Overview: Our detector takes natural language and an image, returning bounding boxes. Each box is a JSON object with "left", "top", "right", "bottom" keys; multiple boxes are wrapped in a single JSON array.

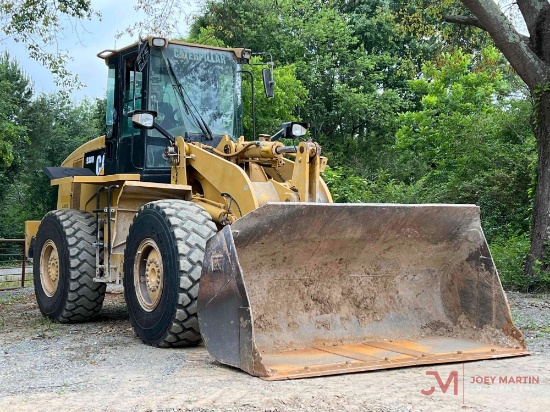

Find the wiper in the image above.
[{"left": 162, "top": 54, "right": 214, "bottom": 141}]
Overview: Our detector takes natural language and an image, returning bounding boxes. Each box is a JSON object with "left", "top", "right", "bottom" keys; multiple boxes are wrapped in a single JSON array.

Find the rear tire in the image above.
[
  {"left": 123, "top": 200, "right": 217, "bottom": 347},
  {"left": 33, "top": 209, "right": 106, "bottom": 322}
]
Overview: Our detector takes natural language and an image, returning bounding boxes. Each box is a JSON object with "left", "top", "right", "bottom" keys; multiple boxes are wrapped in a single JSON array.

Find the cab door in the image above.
[
  {"left": 104, "top": 47, "right": 145, "bottom": 175},
  {"left": 118, "top": 49, "right": 146, "bottom": 174}
]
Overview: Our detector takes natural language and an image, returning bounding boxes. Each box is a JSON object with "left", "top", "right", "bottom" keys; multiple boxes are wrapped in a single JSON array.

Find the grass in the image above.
[
  {"left": 57, "top": 382, "right": 68, "bottom": 395},
  {"left": 0, "top": 278, "right": 34, "bottom": 290},
  {"left": 0, "top": 262, "right": 25, "bottom": 268},
  {"left": 511, "top": 311, "right": 550, "bottom": 338},
  {"left": 520, "top": 318, "right": 539, "bottom": 331},
  {"left": 31, "top": 316, "right": 61, "bottom": 338},
  {"left": 31, "top": 316, "right": 56, "bottom": 329},
  {"left": 0, "top": 258, "right": 31, "bottom": 269},
  {"left": 0, "top": 294, "right": 28, "bottom": 305},
  {"left": 0, "top": 292, "right": 29, "bottom": 331}
]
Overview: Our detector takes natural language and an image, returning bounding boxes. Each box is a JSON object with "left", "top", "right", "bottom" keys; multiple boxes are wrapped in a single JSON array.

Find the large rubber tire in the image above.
[
  {"left": 123, "top": 200, "right": 217, "bottom": 347},
  {"left": 33, "top": 209, "right": 106, "bottom": 322}
]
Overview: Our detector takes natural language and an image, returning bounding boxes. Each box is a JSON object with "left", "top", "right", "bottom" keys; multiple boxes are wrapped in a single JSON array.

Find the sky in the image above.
[{"left": 1, "top": 0, "right": 198, "bottom": 101}]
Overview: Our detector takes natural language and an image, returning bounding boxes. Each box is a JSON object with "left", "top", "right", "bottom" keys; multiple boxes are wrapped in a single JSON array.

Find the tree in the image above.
[
  {"left": 121, "top": 0, "right": 202, "bottom": 39},
  {"left": 0, "top": 88, "right": 105, "bottom": 238},
  {"left": 395, "top": 47, "right": 534, "bottom": 239},
  {"left": 0, "top": 52, "right": 32, "bottom": 201},
  {"left": 0, "top": 0, "right": 98, "bottom": 88},
  {"left": 444, "top": 1, "right": 550, "bottom": 276},
  {"left": 240, "top": 61, "right": 308, "bottom": 138}
]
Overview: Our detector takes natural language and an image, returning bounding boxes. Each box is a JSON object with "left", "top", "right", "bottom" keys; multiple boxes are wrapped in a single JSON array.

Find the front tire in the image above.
[
  {"left": 33, "top": 209, "right": 106, "bottom": 322},
  {"left": 123, "top": 200, "right": 217, "bottom": 347}
]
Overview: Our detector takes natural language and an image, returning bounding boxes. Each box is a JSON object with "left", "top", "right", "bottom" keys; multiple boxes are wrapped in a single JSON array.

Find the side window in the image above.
[
  {"left": 121, "top": 57, "right": 143, "bottom": 138},
  {"left": 105, "top": 64, "right": 116, "bottom": 138}
]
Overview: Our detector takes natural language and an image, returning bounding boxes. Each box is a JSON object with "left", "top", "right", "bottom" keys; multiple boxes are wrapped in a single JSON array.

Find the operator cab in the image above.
[{"left": 98, "top": 37, "right": 248, "bottom": 183}]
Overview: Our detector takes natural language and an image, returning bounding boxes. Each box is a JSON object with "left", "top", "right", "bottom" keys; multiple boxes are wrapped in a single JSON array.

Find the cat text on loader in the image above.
[{"left": 25, "top": 37, "right": 527, "bottom": 381}]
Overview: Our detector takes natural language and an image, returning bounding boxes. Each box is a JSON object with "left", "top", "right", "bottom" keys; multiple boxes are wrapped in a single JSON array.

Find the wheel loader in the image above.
[{"left": 25, "top": 37, "right": 527, "bottom": 380}]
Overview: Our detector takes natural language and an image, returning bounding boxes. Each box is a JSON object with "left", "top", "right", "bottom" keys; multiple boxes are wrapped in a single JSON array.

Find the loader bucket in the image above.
[{"left": 197, "top": 203, "right": 527, "bottom": 380}]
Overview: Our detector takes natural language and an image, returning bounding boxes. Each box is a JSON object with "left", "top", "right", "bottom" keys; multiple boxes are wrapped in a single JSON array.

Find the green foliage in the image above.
[
  {"left": 394, "top": 48, "right": 535, "bottom": 240},
  {"left": 187, "top": 26, "right": 227, "bottom": 48},
  {"left": 0, "top": 55, "right": 105, "bottom": 239},
  {"left": 0, "top": 53, "right": 32, "bottom": 199},
  {"left": 391, "top": 0, "right": 492, "bottom": 60},
  {"left": 241, "top": 61, "right": 308, "bottom": 138},
  {"left": 0, "top": 0, "right": 97, "bottom": 88},
  {"left": 322, "top": 166, "right": 423, "bottom": 204},
  {"left": 187, "top": 1, "right": 539, "bottom": 289},
  {"left": 489, "top": 234, "right": 549, "bottom": 291},
  {"left": 0, "top": 1, "right": 540, "bottom": 289},
  {"left": 12, "top": 95, "right": 104, "bottom": 225}
]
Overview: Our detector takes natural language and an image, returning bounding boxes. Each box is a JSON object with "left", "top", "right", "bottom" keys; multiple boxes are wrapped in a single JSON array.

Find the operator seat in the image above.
[{"left": 157, "top": 101, "right": 178, "bottom": 130}]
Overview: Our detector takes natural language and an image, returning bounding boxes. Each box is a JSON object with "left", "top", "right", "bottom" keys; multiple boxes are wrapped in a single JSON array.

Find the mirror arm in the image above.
[
  {"left": 131, "top": 110, "right": 175, "bottom": 144},
  {"left": 271, "top": 128, "right": 285, "bottom": 141},
  {"left": 246, "top": 52, "right": 275, "bottom": 99},
  {"left": 153, "top": 121, "right": 175, "bottom": 144}
]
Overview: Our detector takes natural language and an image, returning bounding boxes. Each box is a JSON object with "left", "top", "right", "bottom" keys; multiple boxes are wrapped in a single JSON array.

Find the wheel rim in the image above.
[
  {"left": 40, "top": 240, "right": 59, "bottom": 297},
  {"left": 134, "top": 238, "right": 164, "bottom": 312}
]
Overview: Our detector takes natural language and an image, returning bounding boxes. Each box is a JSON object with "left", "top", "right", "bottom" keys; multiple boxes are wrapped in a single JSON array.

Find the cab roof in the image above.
[{"left": 97, "top": 36, "right": 251, "bottom": 65}]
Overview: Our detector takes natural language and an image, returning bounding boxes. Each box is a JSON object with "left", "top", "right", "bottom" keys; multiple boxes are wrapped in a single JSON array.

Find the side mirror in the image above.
[
  {"left": 285, "top": 121, "right": 309, "bottom": 138},
  {"left": 262, "top": 68, "right": 275, "bottom": 99},
  {"left": 271, "top": 121, "right": 310, "bottom": 141},
  {"left": 131, "top": 110, "right": 157, "bottom": 129}
]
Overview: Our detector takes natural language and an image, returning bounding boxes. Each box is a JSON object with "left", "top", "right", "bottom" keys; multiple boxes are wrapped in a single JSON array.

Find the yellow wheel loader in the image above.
[{"left": 25, "top": 37, "right": 527, "bottom": 380}]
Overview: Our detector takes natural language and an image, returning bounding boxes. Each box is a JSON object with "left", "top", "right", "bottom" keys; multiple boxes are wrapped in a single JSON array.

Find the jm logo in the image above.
[{"left": 421, "top": 371, "right": 459, "bottom": 396}]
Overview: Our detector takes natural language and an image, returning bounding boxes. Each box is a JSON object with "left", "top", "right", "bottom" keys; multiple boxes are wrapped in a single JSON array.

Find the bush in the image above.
[
  {"left": 322, "top": 166, "right": 424, "bottom": 204},
  {"left": 323, "top": 167, "right": 546, "bottom": 291},
  {"left": 490, "top": 233, "right": 550, "bottom": 291}
]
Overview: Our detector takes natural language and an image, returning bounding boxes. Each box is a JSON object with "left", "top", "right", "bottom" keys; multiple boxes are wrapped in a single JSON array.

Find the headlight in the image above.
[{"left": 151, "top": 37, "right": 168, "bottom": 48}]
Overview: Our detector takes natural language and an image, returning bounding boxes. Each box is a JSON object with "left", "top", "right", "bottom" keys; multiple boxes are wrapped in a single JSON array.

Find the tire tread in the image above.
[
  {"left": 127, "top": 200, "right": 216, "bottom": 347},
  {"left": 39, "top": 209, "right": 106, "bottom": 322}
]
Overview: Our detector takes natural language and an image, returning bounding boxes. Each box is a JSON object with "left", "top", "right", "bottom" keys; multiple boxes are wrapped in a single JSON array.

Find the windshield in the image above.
[{"left": 148, "top": 44, "right": 242, "bottom": 140}]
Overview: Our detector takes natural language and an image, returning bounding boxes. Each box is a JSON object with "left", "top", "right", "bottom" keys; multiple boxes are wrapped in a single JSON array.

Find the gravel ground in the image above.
[
  {"left": 507, "top": 292, "right": 550, "bottom": 355},
  {"left": 0, "top": 287, "right": 548, "bottom": 412}
]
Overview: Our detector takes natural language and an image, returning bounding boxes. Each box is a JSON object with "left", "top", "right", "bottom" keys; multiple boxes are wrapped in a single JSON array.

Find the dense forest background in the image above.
[{"left": 0, "top": 0, "right": 545, "bottom": 290}]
